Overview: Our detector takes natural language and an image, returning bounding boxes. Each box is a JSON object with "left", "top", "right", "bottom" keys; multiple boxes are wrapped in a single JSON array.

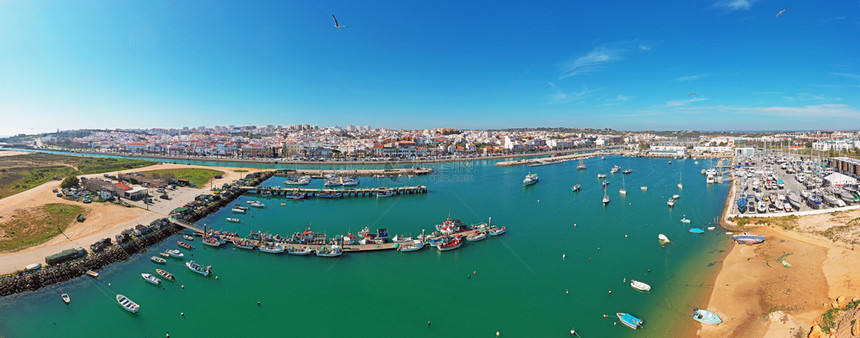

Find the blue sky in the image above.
[{"left": 1, "top": 0, "right": 859, "bottom": 136}]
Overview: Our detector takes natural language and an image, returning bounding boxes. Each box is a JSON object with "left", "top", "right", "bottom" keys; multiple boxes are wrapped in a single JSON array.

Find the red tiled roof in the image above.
[{"left": 114, "top": 183, "right": 132, "bottom": 191}]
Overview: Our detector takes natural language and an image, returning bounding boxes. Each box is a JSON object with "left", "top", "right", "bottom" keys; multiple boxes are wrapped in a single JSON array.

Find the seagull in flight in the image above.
[
  {"left": 775, "top": 9, "right": 786, "bottom": 18},
  {"left": 332, "top": 15, "right": 349, "bottom": 28},
  {"left": 689, "top": 92, "right": 697, "bottom": 96}
]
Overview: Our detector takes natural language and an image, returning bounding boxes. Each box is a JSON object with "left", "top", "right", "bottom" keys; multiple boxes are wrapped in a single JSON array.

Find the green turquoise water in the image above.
[{"left": 0, "top": 156, "right": 730, "bottom": 337}]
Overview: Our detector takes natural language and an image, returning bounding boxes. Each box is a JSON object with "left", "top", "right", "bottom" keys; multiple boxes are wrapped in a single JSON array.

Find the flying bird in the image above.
[
  {"left": 689, "top": 92, "right": 697, "bottom": 96},
  {"left": 332, "top": 15, "right": 349, "bottom": 28},
  {"left": 775, "top": 9, "right": 786, "bottom": 18}
]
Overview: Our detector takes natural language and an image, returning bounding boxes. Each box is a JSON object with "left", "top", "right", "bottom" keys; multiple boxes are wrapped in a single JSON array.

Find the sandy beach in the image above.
[
  {"left": 701, "top": 209, "right": 860, "bottom": 337},
  {"left": 0, "top": 163, "right": 264, "bottom": 275}
]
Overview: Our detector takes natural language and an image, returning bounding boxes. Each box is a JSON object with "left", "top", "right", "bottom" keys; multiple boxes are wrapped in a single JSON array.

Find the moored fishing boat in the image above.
[
  {"left": 630, "top": 280, "right": 651, "bottom": 292},
  {"left": 183, "top": 235, "right": 194, "bottom": 241},
  {"left": 116, "top": 294, "right": 139, "bottom": 314},
  {"left": 177, "top": 241, "right": 192, "bottom": 250},
  {"left": 376, "top": 189, "right": 394, "bottom": 198},
  {"left": 285, "top": 192, "right": 306, "bottom": 199},
  {"left": 226, "top": 218, "right": 241, "bottom": 223},
  {"left": 288, "top": 246, "right": 313, "bottom": 255},
  {"left": 156, "top": 269, "right": 174, "bottom": 280},
  {"left": 232, "top": 239, "right": 256, "bottom": 250},
  {"left": 159, "top": 252, "right": 170, "bottom": 258},
  {"left": 488, "top": 226, "right": 507, "bottom": 236},
  {"left": 61, "top": 293, "right": 70, "bottom": 304},
  {"left": 249, "top": 202, "right": 265, "bottom": 208},
  {"left": 202, "top": 237, "right": 222, "bottom": 247},
  {"left": 259, "top": 243, "right": 285, "bottom": 254},
  {"left": 437, "top": 237, "right": 463, "bottom": 251},
  {"left": 692, "top": 308, "right": 722, "bottom": 325},
  {"left": 466, "top": 231, "right": 487, "bottom": 242},
  {"left": 231, "top": 208, "right": 246, "bottom": 213},
  {"left": 398, "top": 240, "right": 425, "bottom": 252},
  {"left": 151, "top": 256, "right": 166, "bottom": 264},
  {"left": 317, "top": 191, "right": 343, "bottom": 199},
  {"left": 141, "top": 273, "right": 161, "bottom": 285},
  {"left": 86, "top": 270, "right": 99, "bottom": 278},
  {"left": 617, "top": 312, "right": 644, "bottom": 330},
  {"left": 185, "top": 260, "right": 212, "bottom": 276},
  {"left": 315, "top": 245, "right": 343, "bottom": 257}
]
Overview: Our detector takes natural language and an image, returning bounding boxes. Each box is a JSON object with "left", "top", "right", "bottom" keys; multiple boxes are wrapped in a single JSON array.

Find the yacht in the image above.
[
  {"left": 523, "top": 173, "right": 539, "bottom": 186},
  {"left": 602, "top": 186, "right": 610, "bottom": 205}
]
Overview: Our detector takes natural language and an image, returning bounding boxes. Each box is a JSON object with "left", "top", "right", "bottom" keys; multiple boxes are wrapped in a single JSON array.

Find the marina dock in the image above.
[
  {"left": 241, "top": 185, "right": 428, "bottom": 198},
  {"left": 274, "top": 168, "right": 434, "bottom": 178},
  {"left": 495, "top": 150, "right": 619, "bottom": 166}
]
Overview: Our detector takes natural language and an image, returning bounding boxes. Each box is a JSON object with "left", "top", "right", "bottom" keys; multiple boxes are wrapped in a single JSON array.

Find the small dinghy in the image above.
[
  {"left": 61, "top": 293, "right": 70, "bottom": 304},
  {"left": 156, "top": 269, "right": 174, "bottom": 280},
  {"left": 116, "top": 294, "right": 139, "bottom": 314},
  {"left": 680, "top": 217, "right": 691, "bottom": 224},
  {"left": 630, "top": 280, "right": 652, "bottom": 292},
  {"left": 150, "top": 256, "right": 166, "bottom": 264},
  {"left": 692, "top": 308, "right": 722, "bottom": 325},
  {"left": 617, "top": 312, "right": 644, "bottom": 330},
  {"left": 689, "top": 228, "right": 705, "bottom": 234},
  {"left": 141, "top": 273, "right": 161, "bottom": 285}
]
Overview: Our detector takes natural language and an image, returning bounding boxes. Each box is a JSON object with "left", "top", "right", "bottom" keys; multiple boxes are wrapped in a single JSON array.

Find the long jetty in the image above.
[
  {"left": 275, "top": 168, "right": 434, "bottom": 178},
  {"left": 495, "top": 150, "right": 619, "bottom": 166},
  {"left": 242, "top": 185, "right": 428, "bottom": 198}
]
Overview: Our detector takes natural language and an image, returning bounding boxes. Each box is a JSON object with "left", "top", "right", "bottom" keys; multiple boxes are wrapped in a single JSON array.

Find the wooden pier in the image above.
[
  {"left": 274, "top": 168, "right": 434, "bottom": 178},
  {"left": 241, "top": 185, "right": 428, "bottom": 198}
]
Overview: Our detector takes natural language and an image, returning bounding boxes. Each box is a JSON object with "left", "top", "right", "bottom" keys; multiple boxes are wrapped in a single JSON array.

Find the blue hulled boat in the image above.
[
  {"left": 689, "top": 228, "right": 705, "bottom": 234},
  {"left": 616, "top": 312, "right": 644, "bottom": 330},
  {"left": 737, "top": 197, "right": 748, "bottom": 213},
  {"left": 692, "top": 308, "right": 722, "bottom": 325},
  {"left": 732, "top": 234, "right": 765, "bottom": 244}
]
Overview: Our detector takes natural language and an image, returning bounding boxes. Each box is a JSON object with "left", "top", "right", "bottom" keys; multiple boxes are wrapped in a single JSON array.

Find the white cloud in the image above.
[
  {"left": 559, "top": 47, "right": 623, "bottom": 79},
  {"left": 674, "top": 73, "right": 710, "bottom": 82},
  {"left": 781, "top": 93, "right": 841, "bottom": 102},
  {"left": 830, "top": 72, "right": 860, "bottom": 80},
  {"left": 637, "top": 45, "right": 652, "bottom": 51},
  {"left": 616, "top": 95, "right": 630, "bottom": 102},
  {"left": 714, "top": 0, "right": 756, "bottom": 10},
  {"left": 666, "top": 97, "right": 708, "bottom": 107},
  {"left": 548, "top": 82, "right": 600, "bottom": 104},
  {"left": 678, "top": 103, "right": 860, "bottom": 119}
]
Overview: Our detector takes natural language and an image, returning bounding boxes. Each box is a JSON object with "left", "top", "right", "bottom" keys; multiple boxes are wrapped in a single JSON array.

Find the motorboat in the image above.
[
  {"left": 570, "top": 184, "right": 581, "bottom": 192},
  {"left": 315, "top": 245, "right": 343, "bottom": 257},
  {"left": 62, "top": 293, "right": 70, "bottom": 304},
  {"left": 185, "top": 260, "right": 212, "bottom": 276},
  {"left": 630, "top": 280, "right": 651, "bottom": 292},
  {"left": 141, "top": 273, "right": 161, "bottom": 285},
  {"left": 640, "top": 186, "right": 647, "bottom": 191},
  {"left": 617, "top": 312, "right": 644, "bottom": 330},
  {"left": 523, "top": 173, "right": 539, "bottom": 186},
  {"left": 86, "top": 270, "right": 99, "bottom": 278},
  {"left": 231, "top": 208, "right": 246, "bottom": 213},
  {"left": 689, "top": 228, "right": 705, "bottom": 234},
  {"left": 177, "top": 241, "right": 193, "bottom": 250},
  {"left": 286, "top": 192, "right": 307, "bottom": 199},
  {"left": 232, "top": 239, "right": 255, "bottom": 250},
  {"left": 737, "top": 197, "right": 748, "bottom": 213},
  {"left": 249, "top": 202, "right": 265, "bottom": 208},
  {"left": 667, "top": 199, "right": 675, "bottom": 207},
  {"left": 658, "top": 234, "right": 670, "bottom": 244},
  {"left": 692, "top": 308, "right": 722, "bottom": 325},
  {"left": 165, "top": 249, "right": 184, "bottom": 258},
  {"left": 156, "top": 269, "right": 174, "bottom": 280},
  {"left": 376, "top": 189, "right": 394, "bottom": 198},
  {"left": 183, "top": 235, "right": 194, "bottom": 241},
  {"left": 488, "top": 226, "right": 507, "bottom": 236},
  {"left": 288, "top": 247, "right": 313, "bottom": 255},
  {"left": 436, "top": 237, "right": 463, "bottom": 252},
  {"left": 807, "top": 195, "right": 822, "bottom": 209},
  {"left": 597, "top": 173, "right": 606, "bottom": 179},
  {"left": 623, "top": 169, "right": 632, "bottom": 174},
  {"left": 756, "top": 201, "right": 767, "bottom": 213},
  {"left": 202, "top": 237, "right": 222, "bottom": 247},
  {"left": 398, "top": 240, "right": 425, "bottom": 252},
  {"left": 227, "top": 218, "right": 241, "bottom": 223},
  {"left": 150, "top": 256, "right": 166, "bottom": 264},
  {"left": 466, "top": 232, "right": 487, "bottom": 242},
  {"left": 672, "top": 194, "right": 680, "bottom": 200},
  {"left": 680, "top": 217, "right": 691, "bottom": 223},
  {"left": 116, "top": 294, "right": 139, "bottom": 314},
  {"left": 259, "top": 243, "right": 285, "bottom": 254},
  {"left": 284, "top": 176, "right": 311, "bottom": 185}
]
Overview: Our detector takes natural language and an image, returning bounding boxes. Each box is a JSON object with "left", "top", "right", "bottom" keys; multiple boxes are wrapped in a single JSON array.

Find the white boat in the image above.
[
  {"left": 183, "top": 235, "right": 194, "bottom": 241},
  {"left": 707, "top": 226, "right": 716, "bottom": 230},
  {"left": 678, "top": 172, "right": 683, "bottom": 189},
  {"left": 523, "top": 173, "right": 539, "bottom": 186},
  {"left": 186, "top": 260, "right": 212, "bottom": 276},
  {"left": 619, "top": 175, "right": 627, "bottom": 195},
  {"left": 116, "top": 294, "right": 139, "bottom": 313},
  {"left": 226, "top": 218, "right": 241, "bottom": 223},
  {"left": 231, "top": 208, "right": 246, "bottom": 213},
  {"left": 466, "top": 232, "right": 487, "bottom": 242},
  {"left": 640, "top": 186, "right": 647, "bottom": 191},
  {"left": 680, "top": 217, "right": 691, "bottom": 223},
  {"left": 602, "top": 186, "right": 610, "bottom": 205},
  {"left": 316, "top": 245, "right": 343, "bottom": 257},
  {"left": 249, "top": 202, "right": 265, "bottom": 208},
  {"left": 151, "top": 256, "right": 166, "bottom": 264},
  {"left": 86, "top": 270, "right": 99, "bottom": 278},
  {"left": 165, "top": 249, "right": 184, "bottom": 258},
  {"left": 488, "top": 226, "right": 506, "bottom": 236},
  {"left": 259, "top": 243, "right": 285, "bottom": 254},
  {"left": 658, "top": 234, "right": 670, "bottom": 244},
  {"left": 673, "top": 194, "right": 680, "bottom": 200},
  {"left": 630, "top": 280, "right": 652, "bottom": 292},
  {"left": 141, "top": 273, "right": 161, "bottom": 285},
  {"left": 62, "top": 293, "right": 70, "bottom": 304},
  {"left": 156, "top": 269, "right": 174, "bottom": 280},
  {"left": 398, "top": 240, "right": 425, "bottom": 252},
  {"left": 597, "top": 173, "right": 606, "bottom": 179},
  {"left": 667, "top": 199, "right": 675, "bottom": 207},
  {"left": 288, "top": 247, "right": 313, "bottom": 255}
]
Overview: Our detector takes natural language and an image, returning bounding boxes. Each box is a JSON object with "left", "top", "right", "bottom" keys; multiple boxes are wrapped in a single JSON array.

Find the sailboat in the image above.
[
  {"left": 619, "top": 174, "right": 627, "bottom": 195},
  {"left": 678, "top": 172, "right": 683, "bottom": 189},
  {"left": 577, "top": 159, "right": 586, "bottom": 170},
  {"left": 602, "top": 186, "right": 610, "bottom": 205}
]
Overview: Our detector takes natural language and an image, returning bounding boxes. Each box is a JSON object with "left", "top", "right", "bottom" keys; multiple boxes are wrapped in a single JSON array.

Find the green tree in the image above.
[{"left": 60, "top": 175, "right": 80, "bottom": 189}]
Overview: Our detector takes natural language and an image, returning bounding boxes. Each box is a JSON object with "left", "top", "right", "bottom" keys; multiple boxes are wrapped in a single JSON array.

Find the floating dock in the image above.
[
  {"left": 274, "top": 168, "right": 434, "bottom": 178},
  {"left": 241, "top": 186, "right": 428, "bottom": 198}
]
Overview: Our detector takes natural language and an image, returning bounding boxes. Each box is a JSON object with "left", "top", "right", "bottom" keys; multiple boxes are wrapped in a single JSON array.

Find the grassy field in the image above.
[
  {"left": 139, "top": 168, "right": 224, "bottom": 187},
  {"left": 0, "top": 203, "right": 85, "bottom": 252},
  {"left": 0, "top": 153, "right": 156, "bottom": 199}
]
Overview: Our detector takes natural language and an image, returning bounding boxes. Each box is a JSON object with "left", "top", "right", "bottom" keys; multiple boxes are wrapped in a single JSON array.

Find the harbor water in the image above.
[{"left": 0, "top": 156, "right": 730, "bottom": 337}]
